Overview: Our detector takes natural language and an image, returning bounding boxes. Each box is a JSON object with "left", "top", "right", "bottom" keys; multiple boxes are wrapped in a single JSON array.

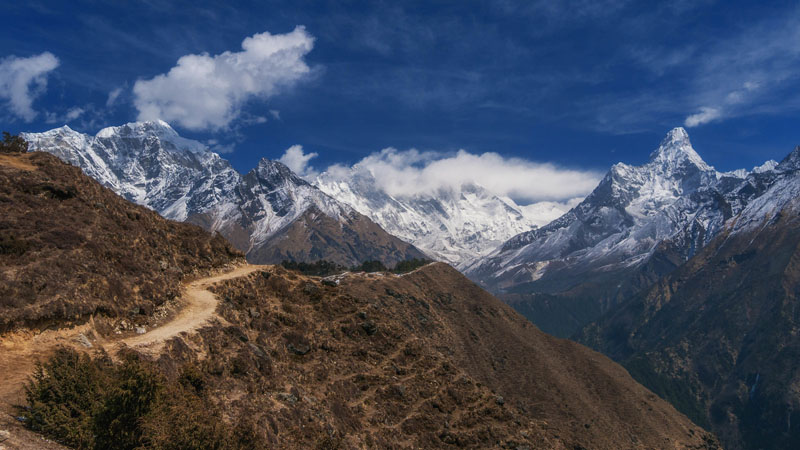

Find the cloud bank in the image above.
[
  {"left": 312, "top": 146, "right": 601, "bottom": 205},
  {"left": 0, "top": 52, "right": 59, "bottom": 121},
  {"left": 133, "top": 26, "right": 314, "bottom": 130}
]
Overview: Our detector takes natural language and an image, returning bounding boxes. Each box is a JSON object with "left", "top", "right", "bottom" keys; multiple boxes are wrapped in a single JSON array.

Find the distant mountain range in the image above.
[
  {"left": 466, "top": 127, "right": 784, "bottom": 337},
  {"left": 22, "top": 121, "right": 425, "bottom": 267},
  {"left": 315, "top": 166, "right": 541, "bottom": 267},
  {"left": 22, "top": 121, "right": 553, "bottom": 268}
]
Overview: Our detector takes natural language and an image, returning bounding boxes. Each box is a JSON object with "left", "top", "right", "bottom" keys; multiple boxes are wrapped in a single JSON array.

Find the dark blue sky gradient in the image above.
[{"left": 2, "top": 0, "right": 799, "bottom": 174}]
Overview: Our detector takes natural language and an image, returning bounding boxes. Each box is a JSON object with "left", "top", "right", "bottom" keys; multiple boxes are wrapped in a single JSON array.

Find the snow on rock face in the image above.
[
  {"left": 466, "top": 127, "right": 789, "bottom": 292},
  {"left": 314, "top": 166, "right": 539, "bottom": 267},
  {"left": 729, "top": 146, "right": 800, "bottom": 234},
  {"left": 22, "top": 121, "right": 354, "bottom": 255},
  {"left": 23, "top": 121, "right": 239, "bottom": 222}
]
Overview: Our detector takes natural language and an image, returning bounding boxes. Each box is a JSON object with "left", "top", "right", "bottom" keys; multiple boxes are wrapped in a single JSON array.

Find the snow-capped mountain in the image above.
[
  {"left": 24, "top": 121, "right": 241, "bottom": 222},
  {"left": 466, "top": 127, "right": 786, "bottom": 337},
  {"left": 22, "top": 121, "right": 425, "bottom": 266},
  {"left": 315, "top": 165, "right": 542, "bottom": 267},
  {"left": 577, "top": 146, "right": 800, "bottom": 450}
]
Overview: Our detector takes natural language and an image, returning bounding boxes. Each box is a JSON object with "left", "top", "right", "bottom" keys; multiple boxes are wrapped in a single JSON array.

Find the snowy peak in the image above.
[
  {"left": 314, "top": 166, "right": 540, "bottom": 266},
  {"left": 96, "top": 120, "right": 209, "bottom": 153},
  {"left": 252, "top": 158, "right": 309, "bottom": 187},
  {"left": 96, "top": 120, "right": 174, "bottom": 139},
  {"left": 776, "top": 145, "right": 800, "bottom": 172},
  {"left": 467, "top": 126, "right": 753, "bottom": 301},
  {"left": 23, "top": 122, "right": 423, "bottom": 266},
  {"left": 648, "top": 127, "right": 711, "bottom": 172}
]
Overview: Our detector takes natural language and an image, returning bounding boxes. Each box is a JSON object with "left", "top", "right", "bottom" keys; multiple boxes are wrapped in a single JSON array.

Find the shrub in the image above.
[
  {"left": 393, "top": 258, "right": 431, "bottom": 274},
  {"left": 281, "top": 259, "right": 347, "bottom": 276},
  {"left": 0, "top": 132, "right": 28, "bottom": 153},
  {"left": 92, "top": 354, "right": 161, "bottom": 450},
  {"left": 21, "top": 348, "right": 263, "bottom": 449},
  {"left": 0, "top": 233, "right": 30, "bottom": 256},
  {"left": 353, "top": 260, "right": 387, "bottom": 273},
  {"left": 22, "top": 348, "right": 109, "bottom": 448}
]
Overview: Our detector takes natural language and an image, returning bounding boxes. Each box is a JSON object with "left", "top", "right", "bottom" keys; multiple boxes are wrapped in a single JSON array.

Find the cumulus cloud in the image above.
[
  {"left": 278, "top": 144, "right": 319, "bottom": 179},
  {"left": 133, "top": 26, "right": 314, "bottom": 130},
  {"left": 684, "top": 106, "right": 721, "bottom": 127},
  {"left": 0, "top": 52, "right": 59, "bottom": 121},
  {"left": 323, "top": 147, "right": 601, "bottom": 204}
]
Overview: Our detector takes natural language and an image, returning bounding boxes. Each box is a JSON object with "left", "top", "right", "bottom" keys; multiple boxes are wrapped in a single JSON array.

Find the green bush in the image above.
[
  {"left": 92, "top": 354, "right": 161, "bottom": 450},
  {"left": 281, "top": 259, "right": 347, "bottom": 276},
  {"left": 21, "top": 348, "right": 263, "bottom": 449},
  {"left": 23, "top": 348, "right": 109, "bottom": 448},
  {"left": 353, "top": 260, "right": 387, "bottom": 273},
  {"left": 0, "top": 132, "right": 28, "bottom": 153},
  {"left": 393, "top": 258, "right": 431, "bottom": 274}
]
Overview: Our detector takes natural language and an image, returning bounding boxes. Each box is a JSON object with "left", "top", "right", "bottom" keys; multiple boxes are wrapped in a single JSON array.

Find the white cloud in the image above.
[
  {"left": 64, "top": 107, "right": 84, "bottom": 121},
  {"left": 106, "top": 87, "right": 123, "bottom": 107},
  {"left": 684, "top": 106, "right": 721, "bottom": 127},
  {"left": 0, "top": 52, "right": 59, "bottom": 121},
  {"left": 322, "top": 147, "right": 601, "bottom": 204},
  {"left": 205, "top": 139, "right": 236, "bottom": 154},
  {"left": 684, "top": 81, "right": 762, "bottom": 127},
  {"left": 133, "top": 26, "right": 314, "bottom": 130},
  {"left": 278, "top": 144, "right": 319, "bottom": 179},
  {"left": 519, "top": 197, "right": 583, "bottom": 227}
]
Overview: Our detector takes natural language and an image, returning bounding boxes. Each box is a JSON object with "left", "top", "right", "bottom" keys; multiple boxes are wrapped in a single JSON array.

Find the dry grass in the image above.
[{"left": 0, "top": 151, "right": 243, "bottom": 332}]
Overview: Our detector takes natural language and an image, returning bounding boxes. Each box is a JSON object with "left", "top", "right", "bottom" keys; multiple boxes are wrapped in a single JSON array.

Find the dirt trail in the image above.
[
  {"left": 0, "top": 263, "right": 266, "bottom": 446},
  {"left": 118, "top": 264, "right": 266, "bottom": 354}
]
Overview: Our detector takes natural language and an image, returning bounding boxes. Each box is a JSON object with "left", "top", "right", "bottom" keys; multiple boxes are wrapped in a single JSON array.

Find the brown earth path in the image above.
[
  {"left": 0, "top": 264, "right": 266, "bottom": 449},
  {"left": 118, "top": 264, "right": 266, "bottom": 354}
]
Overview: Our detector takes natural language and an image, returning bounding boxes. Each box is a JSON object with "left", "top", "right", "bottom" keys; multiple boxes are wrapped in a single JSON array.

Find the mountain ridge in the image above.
[
  {"left": 466, "top": 127, "right": 792, "bottom": 337},
  {"left": 22, "top": 121, "right": 425, "bottom": 267},
  {"left": 577, "top": 154, "right": 800, "bottom": 449},
  {"left": 314, "top": 165, "right": 543, "bottom": 266}
]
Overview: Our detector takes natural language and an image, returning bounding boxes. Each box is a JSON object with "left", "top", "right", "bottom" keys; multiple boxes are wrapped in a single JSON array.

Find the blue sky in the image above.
[{"left": 2, "top": 0, "right": 800, "bottom": 192}]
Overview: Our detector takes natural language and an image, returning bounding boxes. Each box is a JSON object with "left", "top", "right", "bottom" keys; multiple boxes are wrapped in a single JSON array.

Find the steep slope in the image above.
[
  {"left": 22, "top": 122, "right": 424, "bottom": 266},
  {"left": 467, "top": 128, "right": 767, "bottom": 337},
  {"left": 579, "top": 146, "right": 800, "bottom": 450},
  {"left": 316, "top": 166, "right": 540, "bottom": 266},
  {"left": 0, "top": 150, "right": 242, "bottom": 331},
  {"left": 181, "top": 262, "right": 718, "bottom": 448}
]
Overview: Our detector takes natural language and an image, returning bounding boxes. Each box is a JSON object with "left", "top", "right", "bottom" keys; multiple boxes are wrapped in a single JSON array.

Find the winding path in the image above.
[
  {"left": 119, "top": 264, "right": 266, "bottom": 352},
  {"left": 0, "top": 264, "right": 266, "bottom": 412}
]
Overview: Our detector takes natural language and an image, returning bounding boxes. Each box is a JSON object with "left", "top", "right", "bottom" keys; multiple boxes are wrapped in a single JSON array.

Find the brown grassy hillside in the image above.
[
  {"left": 145, "top": 263, "right": 718, "bottom": 449},
  {"left": 0, "top": 151, "right": 242, "bottom": 331}
]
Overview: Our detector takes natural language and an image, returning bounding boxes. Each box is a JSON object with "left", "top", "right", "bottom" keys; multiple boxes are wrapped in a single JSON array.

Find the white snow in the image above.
[
  {"left": 315, "top": 167, "right": 541, "bottom": 267},
  {"left": 22, "top": 121, "right": 357, "bottom": 253},
  {"left": 467, "top": 127, "right": 797, "bottom": 289}
]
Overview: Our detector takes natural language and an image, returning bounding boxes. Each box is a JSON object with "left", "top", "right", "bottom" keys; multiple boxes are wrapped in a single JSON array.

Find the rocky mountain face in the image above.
[
  {"left": 315, "top": 165, "right": 540, "bottom": 267},
  {"left": 578, "top": 146, "right": 800, "bottom": 450},
  {"left": 0, "top": 150, "right": 242, "bottom": 331},
  {"left": 466, "top": 127, "right": 779, "bottom": 337},
  {"left": 22, "top": 121, "right": 424, "bottom": 267}
]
